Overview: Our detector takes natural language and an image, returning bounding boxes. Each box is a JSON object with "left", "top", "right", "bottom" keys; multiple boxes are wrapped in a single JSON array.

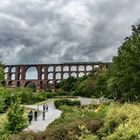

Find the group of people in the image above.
[
  {"left": 42, "top": 104, "right": 48, "bottom": 120},
  {"left": 28, "top": 104, "right": 49, "bottom": 124}
]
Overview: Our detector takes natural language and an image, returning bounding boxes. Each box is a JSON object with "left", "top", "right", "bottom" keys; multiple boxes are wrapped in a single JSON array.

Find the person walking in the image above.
[
  {"left": 43, "top": 104, "right": 46, "bottom": 112},
  {"left": 34, "top": 110, "right": 38, "bottom": 121},
  {"left": 42, "top": 111, "right": 45, "bottom": 120},
  {"left": 46, "top": 104, "right": 48, "bottom": 111},
  {"left": 28, "top": 110, "right": 33, "bottom": 124}
]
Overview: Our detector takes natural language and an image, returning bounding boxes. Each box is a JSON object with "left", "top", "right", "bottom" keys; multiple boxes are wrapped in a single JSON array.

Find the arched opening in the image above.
[
  {"left": 19, "top": 74, "right": 22, "bottom": 80},
  {"left": 48, "top": 73, "right": 53, "bottom": 80},
  {"left": 4, "top": 67, "right": 8, "bottom": 73},
  {"left": 78, "top": 65, "right": 85, "bottom": 71},
  {"left": 17, "top": 81, "right": 20, "bottom": 87},
  {"left": 55, "top": 80, "right": 60, "bottom": 84},
  {"left": 4, "top": 73, "right": 8, "bottom": 80},
  {"left": 47, "top": 80, "right": 54, "bottom": 90},
  {"left": 42, "top": 67, "right": 45, "bottom": 72},
  {"left": 1, "top": 81, "right": 6, "bottom": 87},
  {"left": 11, "top": 67, "right": 16, "bottom": 72},
  {"left": 48, "top": 66, "right": 53, "bottom": 72},
  {"left": 40, "top": 81, "right": 44, "bottom": 89},
  {"left": 55, "top": 73, "right": 61, "bottom": 80},
  {"left": 8, "top": 81, "right": 13, "bottom": 86},
  {"left": 26, "top": 67, "right": 38, "bottom": 80},
  {"left": 86, "top": 65, "right": 93, "bottom": 71},
  {"left": 71, "top": 72, "right": 77, "bottom": 78},
  {"left": 55, "top": 80, "right": 61, "bottom": 89},
  {"left": 19, "top": 68, "right": 22, "bottom": 72},
  {"left": 55, "top": 66, "right": 61, "bottom": 72},
  {"left": 42, "top": 73, "right": 45, "bottom": 80},
  {"left": 25, "top": 81, "right": 36, "bottom": 92},
  {"left": 86, "top": 72, "right": 90, "bottom": 76},
  {"left": 63, "top": 73, "right": 69, "bottom": 79},
  {"left": 63, "top": 66, "right": 69, "bottom": 71},
  {"left": 11, "top": 74, "right": 15, "bottom": 80},
  {"left": 94, "top": 65, "right": 99, "bottom": 69},
  {"left": 71, "top": 66, "right": 77, "bottom": 71},
  {"left": 78, "top": 72, "right": 85, "bottom": 77}
]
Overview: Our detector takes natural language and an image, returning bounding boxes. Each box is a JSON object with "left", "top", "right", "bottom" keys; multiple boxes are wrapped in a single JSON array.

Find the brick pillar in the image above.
[
  {"left": 7, "top": 66, "right": 11, "bottom": 80},
  {"left": 37, "top": 66, "right": 42, "bottom": 80},
  {"left": 15, "top": 66, "right": 20, "bottom": 80},
  {"left": 61, "top": 65, "right": 64, "bottom": 80},
  {"left": 21, "top": 65, "right": 26, "bottom": 80}
]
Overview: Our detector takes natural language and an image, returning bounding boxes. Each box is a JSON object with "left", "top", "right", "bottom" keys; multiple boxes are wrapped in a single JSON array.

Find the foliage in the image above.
[
  {"left": 0, "top": 61, "right": 4, "bottom": 82},
  {"left": 8, "top": 103, "right": 106, "bottom": 140},
  {"left": 0, "top": 87, "right": 15, "bottom": 113},
  {"left": 98, "top": 103, "right": 140, "bottom": 140},
  {"left": 54, "top": 99, "right": 81, "bottom": 108},
  {"left": 96, "top": 24, "right": 140, "bottom": 102},
  {"left": 14, "top": 88, "right": 34, "bottom": 104},
  {"left": 56, "top": 76, "right": 77, "bottom": 92},
  {"left": 1, "top": 99, "right": 27, "bottom": 136}
]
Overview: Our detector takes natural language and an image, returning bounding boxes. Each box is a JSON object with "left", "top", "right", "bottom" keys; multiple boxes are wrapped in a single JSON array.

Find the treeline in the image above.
[
  {"left": 0, "top": 87, "right": 47, "bottom": 114},
  {"left": 57, "top": 24, "right": 140, "bottom": 102}
]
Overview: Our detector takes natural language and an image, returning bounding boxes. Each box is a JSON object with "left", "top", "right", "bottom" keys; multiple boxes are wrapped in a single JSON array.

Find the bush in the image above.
[
  {"left": 99, "top": 103, "right": 140, "bottom": 139},
  {"left": 46, "top": 92, "right": 53, "bottom": 98},
  {"left": 54, "top": 99, "right": 81, "bottom": 108},
  {"left": 86, "top": 119, "right": 103, "bottom": 134},
  {"left": 0, "top": 87, "right": 15, "bottom": 113},
  {"left": 15, "top": 88, "right": 34, "bottom": 104},
  {"left": 1, "top": 99, "right": 27, "bottom": 136}
]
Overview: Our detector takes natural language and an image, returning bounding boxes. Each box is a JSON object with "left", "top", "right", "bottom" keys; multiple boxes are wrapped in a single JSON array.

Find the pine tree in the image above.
[{"left": 3, "top": 99, "right": 27, "bottom": 134}]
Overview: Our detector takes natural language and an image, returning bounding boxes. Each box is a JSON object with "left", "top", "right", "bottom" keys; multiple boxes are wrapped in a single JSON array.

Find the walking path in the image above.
[
  {"left": 24, "top": 104, "right": 62, "bottom": 132},
  {"left": 24, "top": 97, "right": 92, "bottom": 132}
]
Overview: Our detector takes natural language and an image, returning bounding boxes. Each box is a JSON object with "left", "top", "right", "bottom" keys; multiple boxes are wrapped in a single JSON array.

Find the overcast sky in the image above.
[{"left": 0, "top": 0, "right": 140, "bottom": 65}]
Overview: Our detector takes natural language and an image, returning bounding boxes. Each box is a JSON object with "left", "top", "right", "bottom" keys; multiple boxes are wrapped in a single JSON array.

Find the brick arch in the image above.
[
  {"left": 86, "top": 65, "right": 93, "bottom": 71},
  {"left": 63, "top": 66, "right": 69, "bottom": 71},
  {"left": 25, "top": 66, "right": 38, "bottom": 80},
  {"left": 55, "top": 66, "right": 61, "bottom": 72},
  {"left": 71, "top": 66, "right": 77, "bottom": 71},
  {"left": 24, "top": 81, "right": 37, "bottom": 88},
  {"left": 48, "top": 66, "right": 54, "bottom": 72},
  {"left": 48, "top": 72, "right": 53, "bottom": 80},
  {"left": 78, "top": 72, "right": 85, "bottom": 77},
  {"left": 71, "top": 72, "right": 77, "bottom": 78},
  {"left": 63, "top": 72, "right": 69, "bottom": 79},
  {"left": 78, "top": 65, "right": 85, "bottom": 71},
  {"left": 55, "top": 72, "right": 61, "bottom": 80}
]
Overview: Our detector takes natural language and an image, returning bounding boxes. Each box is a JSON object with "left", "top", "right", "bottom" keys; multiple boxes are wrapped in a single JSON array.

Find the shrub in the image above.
[
  {"left": 99, "top": 103, "right": 140, "bottom": 139},
  {"left": 0, "top": 87, "right": 15, "bottom": 113},
  {"left": 46, "top": 92, "right": 53, "bottom": 98},
  {"left": 15, "top": 88, "right": 33, "bottom": 104},
  {"left": 86, "top": 119, "right": 103, "bottom": 134},
  {"left": 1, "top": 99, "right": 27, "bottom": 135},
  {"left": 54, "top": 99, "right": 81, "bottom": 108}
]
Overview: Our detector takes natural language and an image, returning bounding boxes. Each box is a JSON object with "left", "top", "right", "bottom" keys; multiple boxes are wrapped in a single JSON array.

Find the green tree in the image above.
[
  {"left": 96, "top": 24, "right": 140, "bottom": 102},
  {"left": 2, "top": 99, "right": 27, "bottom": 134},
  {"left": 0, "top": 61, "right": 4, "bottom": 82}
]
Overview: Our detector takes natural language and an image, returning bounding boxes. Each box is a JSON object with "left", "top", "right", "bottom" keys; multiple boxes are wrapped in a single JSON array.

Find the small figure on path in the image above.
[
  {"left": 28, "top": 110, "right": 33, "bottom": 124},
  {"left": 46, "top": 104, "right": 48, "bottom": 111},
  {"left": 43, "top": 104, "right": 46, "bottom": 112},
  {"left": 34, "top": 110, "right": 38, "bottom": 121},
  {"left": 42, "top": 111, "right": 45, "bottom": 120}
]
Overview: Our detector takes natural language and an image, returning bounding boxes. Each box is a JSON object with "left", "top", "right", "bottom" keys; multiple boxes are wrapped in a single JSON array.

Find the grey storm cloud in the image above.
[{"left": 0, "top": 0, "right": 140, "bottom": 64}]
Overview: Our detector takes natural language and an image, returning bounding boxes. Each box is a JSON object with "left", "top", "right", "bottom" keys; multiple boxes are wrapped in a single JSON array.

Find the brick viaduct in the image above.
[{"left": 1, "top": 62, "right": 107, "bottom": 91}]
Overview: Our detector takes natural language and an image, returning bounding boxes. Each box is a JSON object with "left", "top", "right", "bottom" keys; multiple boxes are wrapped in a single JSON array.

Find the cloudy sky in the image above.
[{"left": 0, "top": 0, "right": 140, "bottom": 65}]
